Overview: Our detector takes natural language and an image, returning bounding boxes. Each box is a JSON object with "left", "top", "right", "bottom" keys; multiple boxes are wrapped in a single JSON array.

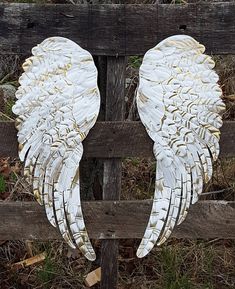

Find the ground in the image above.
[{"left": 0, "top": 2, "right": 235, "bottom": 287}]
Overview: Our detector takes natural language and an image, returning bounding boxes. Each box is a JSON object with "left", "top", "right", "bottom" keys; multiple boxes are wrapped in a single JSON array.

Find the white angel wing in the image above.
[
  {"left": 136, "top": 35, "right": 225, "bottom": 258},
  {"left": 12, "top": 37, "right": 100, "bottom": 261}
]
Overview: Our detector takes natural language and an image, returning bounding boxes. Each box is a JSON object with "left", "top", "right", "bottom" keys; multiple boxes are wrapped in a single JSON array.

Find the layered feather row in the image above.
[
  {"left": 13, "top": 37, "right": 100, "bottom": 261},
  {"left": 13, "top": 35, "right": 225, "bottom": 260},
  {"left": 136, "top": 35, "right": 225, "bottom": 258}
]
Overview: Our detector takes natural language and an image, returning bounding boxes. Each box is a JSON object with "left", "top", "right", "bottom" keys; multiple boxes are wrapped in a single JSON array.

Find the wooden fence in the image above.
[{"left": 0, "top": 2, "right": 235, "bottom": 289}]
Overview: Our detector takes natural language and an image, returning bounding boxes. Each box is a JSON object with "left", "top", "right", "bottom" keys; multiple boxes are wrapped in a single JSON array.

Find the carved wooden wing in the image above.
[
  {"left": 12, "top": 37, "right": 100, "bottom": 261},
  {"left": 136, "top": 35, "right": 225, "bottom": 258}
]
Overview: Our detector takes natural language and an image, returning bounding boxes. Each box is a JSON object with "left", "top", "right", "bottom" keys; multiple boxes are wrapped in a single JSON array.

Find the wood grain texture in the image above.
[
  {"left": 0, "top": 201, "right": 234, "bottom": 240},
  {"left": 1, "top": 121, "right": 235, "bottom": 158},
  {"left": 101, "top": 57, "right": 126, "bottom": 289},
  {"left": 0, "top": 3, "right": 234, "bottom": 55}
]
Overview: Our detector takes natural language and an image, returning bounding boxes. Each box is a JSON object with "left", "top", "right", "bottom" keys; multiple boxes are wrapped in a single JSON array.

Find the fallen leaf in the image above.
[{"left": 0, "top": 158, "right": 11, "bottom": 178}]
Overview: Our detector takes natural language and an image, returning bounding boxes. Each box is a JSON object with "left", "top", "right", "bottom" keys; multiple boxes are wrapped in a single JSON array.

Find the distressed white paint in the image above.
[
  {"left": 136, "top": 35, "right": 225, "bottom": 258},
  {"left": 12, "top": 37, "right": 100, "bottom": 261}
]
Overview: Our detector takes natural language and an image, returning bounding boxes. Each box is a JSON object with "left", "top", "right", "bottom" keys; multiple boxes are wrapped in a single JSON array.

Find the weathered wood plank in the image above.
[
  {"left": 101, "top": 57, "right": 126, "bottom": 289},
  {"left": 0, "top": 3, "right": 234, "bottom": 55},
  {"left": 1, "top": 121, "right": 235, "bottom": 158},
  {"left": 0, "top": 201, "right": 234, "bottom": 240}
]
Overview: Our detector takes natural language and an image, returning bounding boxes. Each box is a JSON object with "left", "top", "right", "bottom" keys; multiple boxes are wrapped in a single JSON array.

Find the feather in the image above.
[
  {"left": 12, "top": 37, "right": 100, "bottom": 261},
  {"left": 136, "top": 35, "right": 225, "bottom": 258}
]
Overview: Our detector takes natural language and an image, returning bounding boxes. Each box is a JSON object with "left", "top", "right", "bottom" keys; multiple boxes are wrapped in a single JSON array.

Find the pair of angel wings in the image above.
[{"left": 12, "top": 35, "right": 224, "bottom": 261}]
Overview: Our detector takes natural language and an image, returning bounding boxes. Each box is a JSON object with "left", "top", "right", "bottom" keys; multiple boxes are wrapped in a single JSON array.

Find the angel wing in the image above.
[
  {"left": 136, "top": 35, "right": 225, "bottom": 258},
  {"left": 12, "top": 37, "right": 100, "bottom": 261}
]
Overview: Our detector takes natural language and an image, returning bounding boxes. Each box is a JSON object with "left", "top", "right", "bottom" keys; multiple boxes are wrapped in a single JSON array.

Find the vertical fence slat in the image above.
[{"left": 100, "top": 56, "right": 126, "bottom": 289}]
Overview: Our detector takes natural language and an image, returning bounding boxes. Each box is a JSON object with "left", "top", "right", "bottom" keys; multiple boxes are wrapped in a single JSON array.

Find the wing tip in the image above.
[
  {"left": 136, "top": 248, "right": 148, "bottom": 259},
  {"left": 85, "top": 251, "right": 96, "bottom": 262},
  {"left": 136, "top": 241, "right": 155, "bottom": 258}
]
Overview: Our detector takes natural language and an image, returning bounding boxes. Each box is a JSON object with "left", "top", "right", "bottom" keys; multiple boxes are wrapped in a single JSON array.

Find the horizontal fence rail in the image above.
[
  {"left": 0, "top": 201, "right": 234, "bottom": 240},
  {"left": 1, "top": 121, "right": 235, "bottom": 158},
  {"left": 0, "top": 2, "right": 234, "bottom": 55}
]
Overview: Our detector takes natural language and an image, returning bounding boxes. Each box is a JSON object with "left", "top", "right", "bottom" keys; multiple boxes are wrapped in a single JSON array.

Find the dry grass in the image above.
[
  {"left": 0, "top": 37, "right": 235, "bottom": 288},
  {"left": 215, "top": 56, "right": 235, "bottom": 121},
  {"left": 0, "top": 240, "right": 93, "bottom": 289},
  {"left": 0, "top": 153, "right": 234, "bottom": 288},
  {"left": 121, "top": 158, "right": 155, "bottom": 200},
  {"left": 0, "top": 239, "right": 234, "bottom": 289}
]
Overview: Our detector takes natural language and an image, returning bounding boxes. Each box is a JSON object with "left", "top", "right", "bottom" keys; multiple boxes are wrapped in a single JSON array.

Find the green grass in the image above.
[
  {"left": 36, "top": 256, "right": 57, "bottom": 287},
  {"left": 0, "top": 174, "right": 6, "bottom": 193},
  {"left": 5, "top": 99, "right": 15, "bottom": 118},
  {"left": 201, "top": 245, "right": 215, "bottom": 289},
  {"left": 129, "top": 56, "right": 143, "bottom": 69},
  {"left": 10, "top": 172, "right": 18, "bottom": 182},
  {"left": 159, "top": 247, "right": 192, "bottom": 289}
]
